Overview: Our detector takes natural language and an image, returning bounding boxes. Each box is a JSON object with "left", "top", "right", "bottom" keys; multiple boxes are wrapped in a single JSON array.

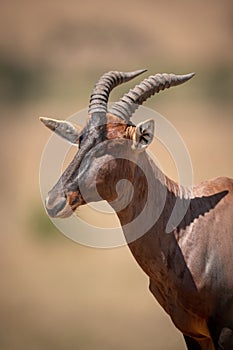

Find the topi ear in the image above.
[
  {"left": 39, "top": 117, "right": 80, "bottom": 144},
  {"left": 132, "top": 119, "right": 155, "bottom": 151}
]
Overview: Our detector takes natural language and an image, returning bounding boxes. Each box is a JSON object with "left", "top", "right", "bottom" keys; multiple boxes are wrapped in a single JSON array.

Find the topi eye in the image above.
[{"left": 79, "top": 134, "right": 84, "bottom": 145}]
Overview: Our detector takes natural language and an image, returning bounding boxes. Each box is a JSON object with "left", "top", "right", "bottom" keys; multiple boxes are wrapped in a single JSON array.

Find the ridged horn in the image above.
[
  {"left": 88, "top": 69, "right": 147, "bottom": 115},
  {"left": 109, "top": 72, "right": 195, "bottom": 121}
]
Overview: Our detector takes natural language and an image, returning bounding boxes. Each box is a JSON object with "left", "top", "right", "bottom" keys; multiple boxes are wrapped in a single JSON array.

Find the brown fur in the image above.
[{"left": 44, "top": 111, "right": 233, "bottom": 350}]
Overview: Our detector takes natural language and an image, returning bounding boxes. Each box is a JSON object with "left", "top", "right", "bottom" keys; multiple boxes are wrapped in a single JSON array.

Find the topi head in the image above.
[{"left": 40, "top": 69, "right": 195, "bottom": 218}]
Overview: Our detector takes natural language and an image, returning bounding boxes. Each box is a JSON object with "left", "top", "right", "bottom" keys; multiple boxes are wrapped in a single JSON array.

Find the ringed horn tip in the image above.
[
  {"left": 88, "top": 69, "right": 147, "bottom": 115},
  {"left": 109, "top": 72, "right": 196, "bottom": 121}
]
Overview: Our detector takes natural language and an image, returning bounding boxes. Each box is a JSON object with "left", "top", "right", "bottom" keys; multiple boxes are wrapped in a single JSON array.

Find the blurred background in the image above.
[{"left": 0, "top": 0, "right": 233, "bottom": 349}]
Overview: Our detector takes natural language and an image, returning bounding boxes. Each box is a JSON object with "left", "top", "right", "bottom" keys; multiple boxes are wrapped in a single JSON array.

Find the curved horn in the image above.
[
  {"left": 88, "top": 69, "right": 147, "bottom": 115},
  {"left": 109, "top": 72, "right": 195, "bottom": 121}
]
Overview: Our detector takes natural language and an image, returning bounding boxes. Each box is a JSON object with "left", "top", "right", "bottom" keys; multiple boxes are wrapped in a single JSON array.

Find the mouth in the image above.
[{"left": 45, "top": 192, "right": 84, "bottom": 218}]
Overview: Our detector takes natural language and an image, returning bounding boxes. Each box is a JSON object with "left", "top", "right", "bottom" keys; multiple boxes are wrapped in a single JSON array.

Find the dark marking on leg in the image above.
[
  {"left": 184, "top": 335, "right": 202, "bottom": 350},
  {"left": 218, "top": 328, "right": 233, "bottom": 350}
]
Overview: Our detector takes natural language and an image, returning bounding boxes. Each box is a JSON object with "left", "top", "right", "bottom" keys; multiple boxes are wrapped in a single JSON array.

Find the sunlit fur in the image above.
[{"left": 41, "top": 70, "right": 233, "bottom": 350}]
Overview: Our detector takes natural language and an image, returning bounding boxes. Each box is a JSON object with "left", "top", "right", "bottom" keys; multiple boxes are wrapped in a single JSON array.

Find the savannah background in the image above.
[{"left": 1, "top": 0, "right": 233, "bottom": 349}]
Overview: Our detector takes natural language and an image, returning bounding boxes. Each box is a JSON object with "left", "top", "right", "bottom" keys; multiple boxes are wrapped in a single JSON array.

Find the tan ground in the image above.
[{"left": 0, "top": 0, "right": 232, "bottom": 349}]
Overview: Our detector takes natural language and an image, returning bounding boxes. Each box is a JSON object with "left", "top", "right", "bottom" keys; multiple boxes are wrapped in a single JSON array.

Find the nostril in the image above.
[
  {"left": 56, "top": 197, "right": 67, "bottom": 212},
  {"left": 46, "top": 197, "right": 67, "bottom": 218}
]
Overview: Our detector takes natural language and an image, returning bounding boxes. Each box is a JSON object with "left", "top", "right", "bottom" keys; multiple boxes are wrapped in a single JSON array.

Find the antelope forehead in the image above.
[
  {"left": 79, "top": 123, "right": 127, "bottom": 150},
  {"left": 78, "top": 127, "right": 102, "bottom": 148}
]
